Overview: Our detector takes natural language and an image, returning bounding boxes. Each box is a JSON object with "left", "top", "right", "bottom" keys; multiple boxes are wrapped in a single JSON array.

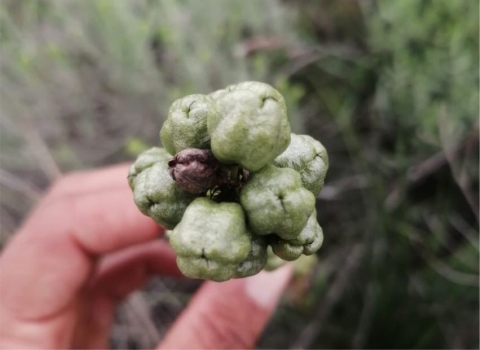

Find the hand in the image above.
[{"left": 0, "top": 164, "right": 292, "bottom": 349}]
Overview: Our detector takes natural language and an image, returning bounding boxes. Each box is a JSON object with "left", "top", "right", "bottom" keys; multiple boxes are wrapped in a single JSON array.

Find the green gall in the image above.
[
  {"left": 273, "top": 133, "right": 329, "bottom": 196},
  {"left": 133, "top": 160, "right": 195, "bottom": 230},
  {"left": 128, "top": 147, "right": 172, "bottom": 190},
  {"left": 235, "top": 234, "right": 268, "bottom": 278},
  {"left": 209, "top": 88, "right": 229, "bottom": 101},
  {"left": 169, "top": 198, "right": 252, "bottom": 282},
  {"left": 160, "top": 94, "right": 218, "bottom": 155},
  {"left": 240, "top": 164, "right": 315, "bottom": 240},
  {"left": 271, "top": 209, "right": 323, "bottom": 261},
  {"left": 208, "top": 81, "right": 291, "bottom": 172},
  {"left": 129, "top": 82, "right": 330, "bottom": 281}
]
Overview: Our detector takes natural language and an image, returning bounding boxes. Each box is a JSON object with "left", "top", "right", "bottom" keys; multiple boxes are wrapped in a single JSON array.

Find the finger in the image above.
[
  {"left": 158, "top": 265, "right": 292, "bottom": 349},
  {"left": 72, "top": 240, "right": 183, "bottom": 349},
  {"left": 0, "top": 163, "right": 161, "bottom": 321},
  {"left": 25, "top": 163, "right": 161, "bottom": 255},
  {"left": 91, "top": 239, "right": 183, "bottom": 300}
]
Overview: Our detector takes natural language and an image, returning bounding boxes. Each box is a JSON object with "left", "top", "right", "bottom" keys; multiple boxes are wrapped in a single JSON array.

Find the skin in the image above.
[{"left": 0, "top": 164, "right": 292, "bottom": 349}]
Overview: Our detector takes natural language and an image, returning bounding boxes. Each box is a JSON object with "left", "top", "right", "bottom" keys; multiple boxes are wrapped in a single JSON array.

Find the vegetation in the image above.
[{"left": 1, "top": 0, "right": 478, "bottom": 348}]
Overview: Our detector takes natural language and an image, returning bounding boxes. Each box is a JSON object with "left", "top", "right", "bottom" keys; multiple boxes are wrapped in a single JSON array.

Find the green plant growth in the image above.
[{"left": 129, "top": 82, "right": 329, "bottom": 281}]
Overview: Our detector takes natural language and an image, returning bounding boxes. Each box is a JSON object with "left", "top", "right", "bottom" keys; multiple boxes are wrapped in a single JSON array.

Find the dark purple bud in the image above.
[{"left": 169, "top": 149, "right": 222, "bottom": 194}]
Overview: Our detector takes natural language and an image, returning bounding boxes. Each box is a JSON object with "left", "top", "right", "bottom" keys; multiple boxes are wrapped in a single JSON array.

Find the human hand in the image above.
[{"left": 0, "top": 164, "right": 292, "bottom": 349}]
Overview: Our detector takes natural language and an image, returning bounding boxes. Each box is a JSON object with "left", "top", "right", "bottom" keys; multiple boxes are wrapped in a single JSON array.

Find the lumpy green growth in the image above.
[
  {"left": 160, "top": 94, "right": 218, "bottom": 155},
  {"left": 273, "top": 133, "right": 329, "bottom": 196},
  {"left": 129, "top": 82, "right": 329, "bottom": 281},
  {"left": 240, "top": 164, "right": 315, "bottom": 240},
  {"left": 235, "top": 234, "right": 268, "bottom": 278},
  {"left": 208, "top": 82, "right": 291, "bottom": 172},
  {"left": 169, "top": 197, "right": 252, "bottom": 281},
  {"left": 132, "top": 160, "right": 195, "bottom": 230},
  {"left": 270, "top": 209, "right": 323, "bottom": 261},
  {"left": 128, "top": 147, "right": 172, "bottom": 190}
]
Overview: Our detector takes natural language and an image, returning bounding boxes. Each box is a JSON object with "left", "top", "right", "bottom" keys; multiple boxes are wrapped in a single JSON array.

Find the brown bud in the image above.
[{"left": 168, "top": 149, "right": 222, "bottom": 194}]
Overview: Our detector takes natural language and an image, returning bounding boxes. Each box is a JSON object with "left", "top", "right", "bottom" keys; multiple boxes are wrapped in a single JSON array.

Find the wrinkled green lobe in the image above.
[
  {"left": 208, "top": 82, "right": 291, "bottom": 171},
  {"left": 128, "top": 147, "right": 172, "bottom": 190},
  {"left": 240, "top": 164, "right": 315, "bottom": 240},
  {"left": 169, "top": 198, "right": 252, "bottom": 281},
  {"left": 273, "top": 133, "right": 329, "bottom": 196},
  {"left": 160, "top": 94, "right": 217, "bottom": 155},
  {"left": 132, "top": 159, "right": 195, "bottom": 230},
  {"left": 235, "top": 234, "right": 268, "bottom": 278},
  {"left": 271, "top": 209, "right": 323, "bottom": 261}
]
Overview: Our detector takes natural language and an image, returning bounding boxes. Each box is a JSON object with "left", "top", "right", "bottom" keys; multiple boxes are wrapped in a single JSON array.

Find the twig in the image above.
[
  {"left": 126, "top": 292, "right": 161, "bottom": 348},
  {"left": 291, "top": 244, "right": 366, "bottom": 349},
  {"left": 404, "top": 224, "right": 479, "bottom": 287},
  {"left": 385, "top": 129, "right": 479, "bottom": 213},
  {"left": 284, "top": 45, "right": 363, "bottom": 77},
  {"left": 448, "top": 213, "right": 479, "bottom": 251},
  {"left": 317, "top": 174, "right": 369, "bottom": 200},
  {"left": 235, "top": 36, "right": 287, "bottom": 57},
  {"left": 407, "top": 149, "right": 451, "bottom": 183},
  {"left": 352, "top": 282, "right": 376, "bottom": 349},
  {"left": 438, "top": 111, "right": 479, "bottom": 221},
  {"left": 415, "top": 245, "right": 479, "bottom": 287}
]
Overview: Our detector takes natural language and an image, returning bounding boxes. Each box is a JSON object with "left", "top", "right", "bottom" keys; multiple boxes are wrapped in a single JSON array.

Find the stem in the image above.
[{"left": 228, "top": 165, "right": 240, "bottom": 181}]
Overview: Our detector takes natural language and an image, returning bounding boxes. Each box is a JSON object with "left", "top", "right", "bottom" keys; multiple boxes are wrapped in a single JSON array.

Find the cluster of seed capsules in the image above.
[{"left": 128, "top": 82, "right": 328, "bottom": 281}]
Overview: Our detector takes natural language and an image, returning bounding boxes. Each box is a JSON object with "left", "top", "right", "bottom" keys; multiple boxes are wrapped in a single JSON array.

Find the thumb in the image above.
[{"left": 157, "top": 265, "right": 292, "bottom": 349}]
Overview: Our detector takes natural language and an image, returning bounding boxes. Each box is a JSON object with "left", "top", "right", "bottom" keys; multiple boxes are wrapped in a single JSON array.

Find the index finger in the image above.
[
  {"left": 0, "top": 163, "right": 162, "bottom": 321},
  {"left": 30, "top": 163, "right": 162, "bottom": 255}
]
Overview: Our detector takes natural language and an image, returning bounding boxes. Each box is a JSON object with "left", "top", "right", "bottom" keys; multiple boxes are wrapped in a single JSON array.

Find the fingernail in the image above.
[{"left": 245, "top": 264, "right": 292, "bottom": 309}]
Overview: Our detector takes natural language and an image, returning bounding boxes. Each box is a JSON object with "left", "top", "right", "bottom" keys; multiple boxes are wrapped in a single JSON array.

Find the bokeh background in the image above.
[{"left": 1, "top": 0, "right": 478, "bottom": 348}]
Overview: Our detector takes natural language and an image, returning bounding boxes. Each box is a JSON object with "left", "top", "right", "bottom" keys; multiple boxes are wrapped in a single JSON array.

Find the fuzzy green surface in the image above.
[
  {"left": 170, "top": 197, "right": 252, "bottom": 281},
  {"left": 240, "top": 164, "right": 315, "bottom": 240},
  {"left": 235, "top": 234, "right": 268, "bottom": 278},
  {"left": 133, "top": 161, "right": 195, "bottom": 230},
  {"left": 128, "top": 147, "right": 172, "bottom": 190},
  {"left": 209, "top": 88, "right": 229, "bottom": 101},
  {"left": 230, "top": 81, "right": 286, "bottom": 100},
  {"left": 273, "top": 133, "right": 329, "bottom": 196},
  {"left": 208, "top": 82, "right": 290, "bottom": 172},
  {"left": 160, "top": 94, "right": 217, "bottom": 155},
  {"left": 271, "top": 209, "right": 323, "bottom": 261}
]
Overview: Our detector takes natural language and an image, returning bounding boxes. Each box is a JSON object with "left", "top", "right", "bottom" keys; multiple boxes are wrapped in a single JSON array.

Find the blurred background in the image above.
[{"left": 0, "top": 0, "right": 478, "bottom": 348}]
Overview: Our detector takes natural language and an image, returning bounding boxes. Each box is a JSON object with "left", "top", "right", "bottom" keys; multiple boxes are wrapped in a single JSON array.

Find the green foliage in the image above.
[
  {"left": 0, "top": 0, "right": 301, "bottom": 175},
  {"left": 209, "top": 82, "right": 291, "bottom": 171},
  {"left": 367, "top": 0, "right": 479, "bottom": 147},
  {"left": 260, "top": 1, "right": 478, "bottom": 349}
]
